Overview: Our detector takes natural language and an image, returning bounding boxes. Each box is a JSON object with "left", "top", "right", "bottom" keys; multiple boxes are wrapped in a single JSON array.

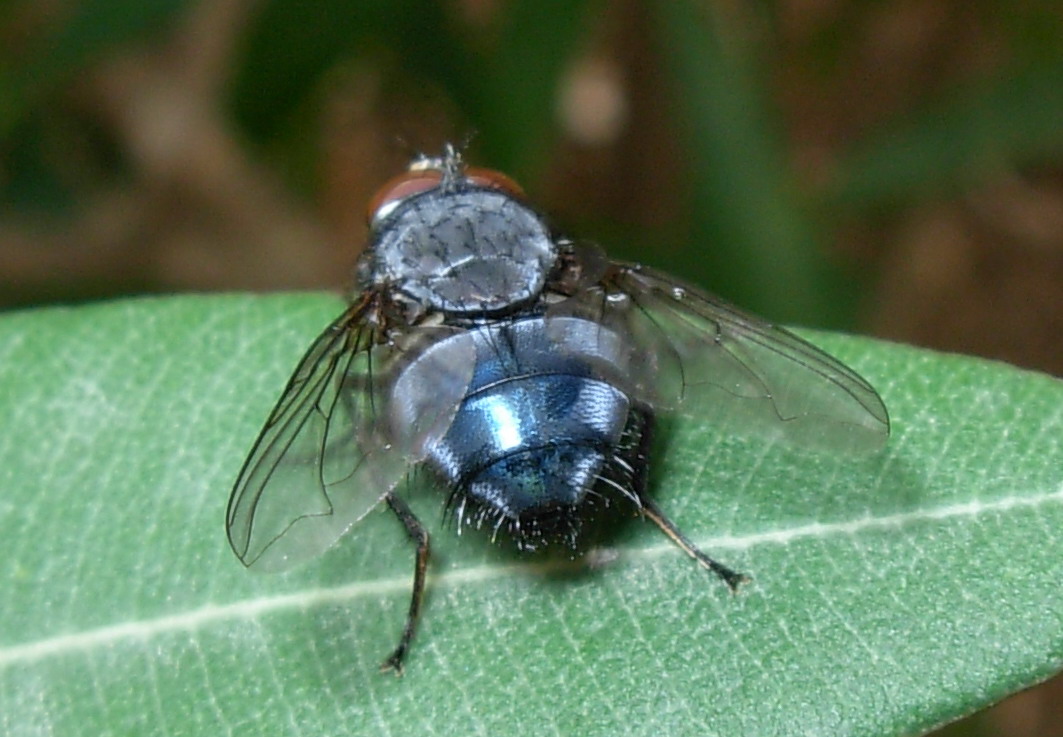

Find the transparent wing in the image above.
[
  {"left": 226, "top": 302, "right": 475, "bottom": 572},
  {"left": 550, "top": 262, "right": 890, "bottom": 454}
]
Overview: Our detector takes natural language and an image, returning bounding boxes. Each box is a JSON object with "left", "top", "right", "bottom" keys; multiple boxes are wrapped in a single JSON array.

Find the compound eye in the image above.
[
  {"left": 366, "top": 165, "right": 527, "bottom": 225},
  {"left": 366, "top": 170, "right": 444, "bottom": 225},
  {"left": 463, "top": 167, "right": 525, "bottom": 199}
]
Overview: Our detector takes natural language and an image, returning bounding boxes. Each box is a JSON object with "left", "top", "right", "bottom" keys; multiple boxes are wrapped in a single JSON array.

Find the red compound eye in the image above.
[
  {"left": 365, "top": 170, "right": 444, "bottom": 225},
  {"left": 366, "top": 166, "right": 525, "bottom": 224},
  {"left": 462, "top": 167, "right": 524, "bottom": 199}
]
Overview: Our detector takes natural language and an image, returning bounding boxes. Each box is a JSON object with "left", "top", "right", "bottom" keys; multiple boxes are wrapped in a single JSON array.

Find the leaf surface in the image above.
[{"left": 1, "top": 294, "right": 1061, "bottom": 737}]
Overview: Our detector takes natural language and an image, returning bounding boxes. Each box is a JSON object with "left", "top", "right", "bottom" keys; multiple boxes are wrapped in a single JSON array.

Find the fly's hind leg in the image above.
[
  {"left": 639, "top": 496, "right": 748, "bottom": 592},
  {"left": 625, "top": 407, "right": 747, "bottom": 591},
  {"left": 381, "top": 492, "right": 430, "bottom": 675}
]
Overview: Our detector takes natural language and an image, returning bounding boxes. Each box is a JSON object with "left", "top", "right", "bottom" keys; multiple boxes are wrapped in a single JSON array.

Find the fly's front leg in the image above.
[{"left": 381, "top": 492, "right": 430, "bottom": 675}]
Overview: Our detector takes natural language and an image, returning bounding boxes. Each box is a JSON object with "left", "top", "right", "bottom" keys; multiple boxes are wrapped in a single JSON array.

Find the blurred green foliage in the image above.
[
  {"left": 0, "top": 0, "right": 192, "bottom": 209},
  {"left": 0, "top": 0, "right": 190, "bottom": 136},
  {"left": 1, "top": 0, "right": 1061, "bottom": 328},
  {"left": 834, "top": 60, "right": 1063, "bottom": 210}
]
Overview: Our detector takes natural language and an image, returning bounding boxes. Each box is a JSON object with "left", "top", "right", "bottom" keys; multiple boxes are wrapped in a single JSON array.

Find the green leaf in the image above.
[{"left": 1, "top": 294, "right": 1061, "bottom": 736}]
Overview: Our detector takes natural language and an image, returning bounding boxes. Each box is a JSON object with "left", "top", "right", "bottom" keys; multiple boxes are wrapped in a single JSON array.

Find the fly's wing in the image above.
[
  {"left": 550, "top": 263, "right": 889, "bottom": 454},
  {"left": 226, "top": 303, "right": 475, "bottom": 572}
]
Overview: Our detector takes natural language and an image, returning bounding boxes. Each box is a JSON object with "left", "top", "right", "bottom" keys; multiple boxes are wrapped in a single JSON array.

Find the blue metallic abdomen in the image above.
[{"left": 399, "top": 316, "right": 640, "bottom": 546}]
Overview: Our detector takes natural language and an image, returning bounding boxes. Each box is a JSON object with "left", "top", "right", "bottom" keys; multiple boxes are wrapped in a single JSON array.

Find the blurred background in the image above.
[{"left": 1, "top": 0, "right": 1060, "bottom": 733}]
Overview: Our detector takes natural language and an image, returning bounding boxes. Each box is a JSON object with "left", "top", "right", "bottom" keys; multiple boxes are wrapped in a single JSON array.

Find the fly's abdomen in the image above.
[
  {"left": 393, "top": 315, "right": 642, "bottom": 547},
  {"left": 433, "top": 371, "right": 629, "bottom": 519}
]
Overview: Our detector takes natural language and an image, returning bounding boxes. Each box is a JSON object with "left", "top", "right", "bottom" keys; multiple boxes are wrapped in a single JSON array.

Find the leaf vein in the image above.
[{"left": 3, "top": 484, "right": 1061, "bottom": 668}]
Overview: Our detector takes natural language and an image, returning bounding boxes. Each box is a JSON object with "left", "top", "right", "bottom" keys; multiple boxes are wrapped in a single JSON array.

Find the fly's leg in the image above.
[
  {"left": 625, "top": 406, "right": 747, "bottom": 591},
  {"left": 381, "top": 493, "right": 430, "bottom": 675},
  {"left": 640, "top": 497, "right": 748, "bottom": 592}
]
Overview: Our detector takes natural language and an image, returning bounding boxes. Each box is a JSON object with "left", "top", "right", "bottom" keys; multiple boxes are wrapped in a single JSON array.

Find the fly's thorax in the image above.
[{"left": 367, "top": 187, "right": 557, "bottom": 315}]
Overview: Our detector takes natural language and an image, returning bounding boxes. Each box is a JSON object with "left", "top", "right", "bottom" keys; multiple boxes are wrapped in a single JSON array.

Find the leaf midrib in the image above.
[{"left": 3, "top": 484, "right": 1060, "bottom": 669}]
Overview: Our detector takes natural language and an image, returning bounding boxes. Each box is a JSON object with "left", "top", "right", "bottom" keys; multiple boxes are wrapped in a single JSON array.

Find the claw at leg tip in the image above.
[{"left": 380, "top": 655, "right": 405, "bottom": 677}]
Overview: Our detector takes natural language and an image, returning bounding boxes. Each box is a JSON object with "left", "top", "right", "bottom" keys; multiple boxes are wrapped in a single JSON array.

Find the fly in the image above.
[{"left": 225, "top": 145, "right": 890, "bottom": 673}]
